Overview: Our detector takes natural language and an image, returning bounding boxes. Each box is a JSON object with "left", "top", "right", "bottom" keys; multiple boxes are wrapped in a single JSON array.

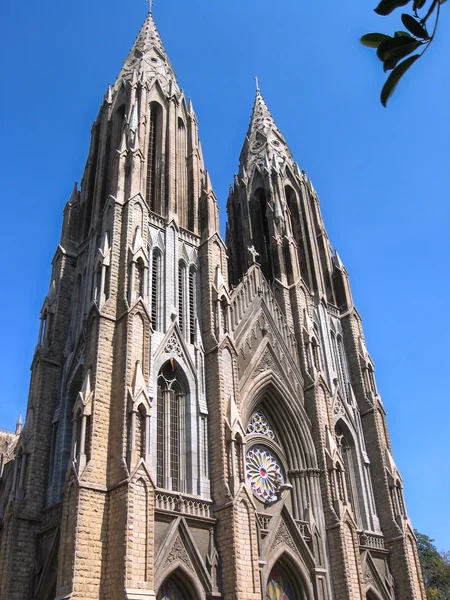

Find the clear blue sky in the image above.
[{"left": 1, "top": 0, "right": 449, "bottom": 549}]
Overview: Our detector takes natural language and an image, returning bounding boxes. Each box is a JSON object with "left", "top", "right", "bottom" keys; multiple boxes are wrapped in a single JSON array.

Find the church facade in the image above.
[{"left": 0, "top": 12, "right": 426, "bottom": 600}]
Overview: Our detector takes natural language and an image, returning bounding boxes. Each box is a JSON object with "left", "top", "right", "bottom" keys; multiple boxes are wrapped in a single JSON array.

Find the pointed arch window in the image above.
[
  {"left": 250, "top": 188, "right": 273, "bottom": 283},
  {"left": 335, "top": 423, "right": 360, "bottom": 522},
  {"left": 367, "top": 364, "right": 376, "bottom": 394},
  {"left": 336, "top": 334, "right": 349, "bottom": 399},
  {"left": 178, "top": 261, "right": 187, "bottom": 335},
  {"left": 157, "top": 579, "right": 187, "bottom": 600},
  {"left": 156, "top": 362, "right": 187, "bottom": 492},
  {"left": 151, "top": 250, "right": 162, "bottom": 331},
  {"left": 177, "top": 118, "right": 188, "bottom": 228},
  {"left": 311, "top": 338, "right": 320, "bottom": 370},
  {"left": 147, "top": 102, "right": 162, "bottom": 213},
  {"left": 189, "top": 267, "right": 196, "bottom": 344},
  {"left": 266, "top": 563, "right": 297, "bottom": 600},
  {"left": 246, "top": 409, "right": 285, "bottom": 502}
]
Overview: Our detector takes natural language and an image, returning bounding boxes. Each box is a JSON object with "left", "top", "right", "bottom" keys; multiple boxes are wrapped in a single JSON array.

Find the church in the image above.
[{"left": 0, "top": 10, "right": 426, "bottom": 600}]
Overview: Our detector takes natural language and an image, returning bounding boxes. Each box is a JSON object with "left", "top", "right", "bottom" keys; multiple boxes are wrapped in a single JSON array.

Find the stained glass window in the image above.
[
  {"left": 247, "top": 411, "right": 275, "bottom": 440},
  {"left": 157, "top": 579, "right": 186, "bottom": 600},
  {"left": 246, "top": 446, "right": 283, "bottom": 501},
  {"left": 266, "top": 564, "right": 296, "bottom": 600}
]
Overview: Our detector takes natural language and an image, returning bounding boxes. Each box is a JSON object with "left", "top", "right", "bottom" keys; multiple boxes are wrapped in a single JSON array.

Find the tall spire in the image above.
[
  {"left": 239, "top": 88, "right": 295, "bottom": 177},
  {"left": 113, "top": 11, "right": 180, "bottom": 96}
]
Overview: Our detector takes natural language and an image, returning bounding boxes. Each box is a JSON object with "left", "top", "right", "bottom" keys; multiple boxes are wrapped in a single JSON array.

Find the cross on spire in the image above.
[
  {"left": 145, "top": 0, "right": 155, "bottom": 13},
  {"left": 253, "top": 76, "right": 260, "bottom": 91}
]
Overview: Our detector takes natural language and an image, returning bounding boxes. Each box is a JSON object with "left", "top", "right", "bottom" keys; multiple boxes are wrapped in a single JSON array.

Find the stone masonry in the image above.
[{"left": 0, "top": 10, "right": 426, "bottom": 600}]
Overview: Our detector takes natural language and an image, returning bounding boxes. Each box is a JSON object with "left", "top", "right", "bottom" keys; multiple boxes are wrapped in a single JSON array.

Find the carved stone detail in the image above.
[
  {"left": 164, "top": 333, "right": 184, "bottom": 359},
  {"left": 164, "top": 535, "right": 193, "bottom": 570},
  {"left": 270, "top": 520, "right": 300, "bottom": 559},
  {"left": 252, "top": 348, "right": 283, "bottom": 381},
  {"left": 364, "top": 564, "right": 376, "bottom": 587}
]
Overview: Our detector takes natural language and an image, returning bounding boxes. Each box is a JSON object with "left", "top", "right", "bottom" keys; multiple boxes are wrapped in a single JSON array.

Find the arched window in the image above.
[
  {"left": 136, "top": 404, "right": 147, "bottom": 460},
  {"left": 311, "top": 338, "right": 320, "bottom": 370},
  {"left": 178, "top": 261, "right": 187, "bottom": 335},
  {"left": 93, "top": 262, "right": 102, "bottom": 303},
  {"left": 285, "top": 185, "right": 309, "bottom": 287},
  {"left": 157, "top": 579, "right": 187, "bottom": 600},
  {"left": 336, "top": 335, "right": 349, "bottom": 399},
  {"left": 151, "top": 250, "right": 162, "bottom": 331},
  {"left": 335, "top": 423, "right": 360, "bottom": 522},
  {"left": 177, "top": 118, "right": 187, "bottom": 228},
  {"left": 367, "top": 364, "right": 376, "bottom": 393},
  {"left": 156, "top": 362, "right": 187, "bottom": 491},
  {"left": 189, "top": 267, "right": 196, "bottom": 344},
  {"left": 246, "top": 409, "right": 285, "bottom": 503},
  {"left": 136, "top": 257, "right": 145, "bottom": 299},
  {"left": 220, "top": 297, "right": 228, "bottom": 335},
  {"left": 250, "top": 187, "right": 273, "bottom": 282},
  {"left": 266, "top": 563, "right": 297, "bottom": 600},
  {"left": 147, "top": 102, "right": 162, "bottom": 213},
  {"left": 39, "top": 309, "right": 48, "bottom": 345}
]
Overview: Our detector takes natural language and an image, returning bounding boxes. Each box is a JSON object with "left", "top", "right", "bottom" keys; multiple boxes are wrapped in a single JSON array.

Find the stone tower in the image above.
[{"left": 0, "top": 11, "right": 425, "bottom": 600}]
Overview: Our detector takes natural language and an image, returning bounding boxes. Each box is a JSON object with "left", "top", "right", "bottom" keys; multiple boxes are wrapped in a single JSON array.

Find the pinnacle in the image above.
[
  {"left": 239, "top": 88, "right": 294, "bottom": 176},
  {"left": 246, "top": 89, "right": 279, "bottom": 141},
  {"left": 113, "top": 11, "right": 179, "bottom": 94}
]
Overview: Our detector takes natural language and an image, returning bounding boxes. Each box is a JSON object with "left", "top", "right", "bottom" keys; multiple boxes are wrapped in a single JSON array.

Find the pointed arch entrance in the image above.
[
  {"left": 156, "top": 570, "right": 202, "bottom": 600},
  {"left": 265, "top": 558, "right": 311, "bottom": 600}
]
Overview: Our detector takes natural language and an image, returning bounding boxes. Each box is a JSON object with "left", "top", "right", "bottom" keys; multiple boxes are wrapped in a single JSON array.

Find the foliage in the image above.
[
  {"left": 361, "top": 0, "right": 444, "bottom": 106},
  {"left": 415, "top": 530, "right": 450, "bottom": 600}
]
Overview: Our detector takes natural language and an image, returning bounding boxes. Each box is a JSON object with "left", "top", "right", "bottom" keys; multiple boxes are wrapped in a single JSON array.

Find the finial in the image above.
[
  {"left": 145, "top": 0, "right": 155, "bottom": 13},
  {"left": 253, "top": 76, "right": 260, "bottom": 92},
  {"left": 248, "top": 246, "right": 259, "bottom": 264},
  {"left": 15, "top": 413, "right": 22, "bottom": 436}
]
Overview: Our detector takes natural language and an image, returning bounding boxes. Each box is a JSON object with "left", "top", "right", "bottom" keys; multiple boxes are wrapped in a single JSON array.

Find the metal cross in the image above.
[
  {"left": 253, "top": 76, "right": 260, "bottom": 91},
  {"left": 146, "top": 0, "right": 155, "bottom": 13},
  {"left": 248, "top": 246, "right": 259, "bottom": 264}
]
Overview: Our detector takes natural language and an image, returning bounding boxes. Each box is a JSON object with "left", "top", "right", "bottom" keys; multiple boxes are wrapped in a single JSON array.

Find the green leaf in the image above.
[
  {"left": 401, "top": 13, "right": 430, "bottom": 38},
  {"left": 381, "top": 54, "right": 420, "bottom": 107},
  {"left": 383, "top": 57, "right": 400, "bottom": 71},
  {"left": 394, "top": 30, "right": 412, "bottom": 36},
  {"left": 377, "top": 36, "right": 418, "bottom": 61},
  {"left": 360, "top": 33, "right": 391, "bottom": 48},
  {"left": 374, "top": 0, "right": 410, "bottom": 16},
  {"left": 386, "top": 40, "right": 422, "bottom": 62}
]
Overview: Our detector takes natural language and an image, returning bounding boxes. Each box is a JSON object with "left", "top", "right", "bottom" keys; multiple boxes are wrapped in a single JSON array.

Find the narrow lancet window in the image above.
[
  {"left": 147, "top": 103, "right": 161, "bottom": 213},
  {"left": 177, "top": 118, "right": 187, "bottom": 228},
  {"left": 156, "top": 362, "right": 188, "bottom": 492},
  {"left": 151, "top": 251, "right": 161, "bottom": 331},
  {"left": 189, "top": 267, "right": 196, "bottom": 344},
  {"left": 178, "top": 262, "right": 186, "bottom": 334}
]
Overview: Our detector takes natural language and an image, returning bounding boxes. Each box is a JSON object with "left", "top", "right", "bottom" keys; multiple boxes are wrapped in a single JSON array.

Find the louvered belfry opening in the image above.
[
  {"left": 189, "top": 267, "right": 196, "bottom": 344},
  {"left": 151, "top": 251, "right": 161, "bottom": 331},
  {"left": 147, "top": 102, "right": 162, "bottom": 214},
  {"left": 178, "top": 262, "right": 185, "bottom": 334}
]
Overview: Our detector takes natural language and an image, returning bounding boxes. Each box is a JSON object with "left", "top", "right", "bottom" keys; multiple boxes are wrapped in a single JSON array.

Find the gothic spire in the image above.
[
  {"left": 239, "top": 89, "right": 295, "bottom": 177},
  {"left": 113, "top": 11, "right": 180, "bottom": 96}
]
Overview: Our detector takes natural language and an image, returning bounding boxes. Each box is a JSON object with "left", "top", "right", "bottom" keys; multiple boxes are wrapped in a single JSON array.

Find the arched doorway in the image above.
[
  {"left": 157, "top": 578, "right": 189, "bottom": 600},
  {"left": 266, "top": 563, "right": 297, "bottom": 600}
]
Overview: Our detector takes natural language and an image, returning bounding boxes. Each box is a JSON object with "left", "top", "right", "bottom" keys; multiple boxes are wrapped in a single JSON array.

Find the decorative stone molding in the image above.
[
  {"left": 164, "top": 333, "right": 184, "bottom": 359},
  {"left": 155, "top": 491, "right": 212, "bottom": 519},
  {"left": 164, "top": 535, "right": 193, "bottom": 570},
  {"left": 270, "top": 520, "right": 300, "bottom": 559}
]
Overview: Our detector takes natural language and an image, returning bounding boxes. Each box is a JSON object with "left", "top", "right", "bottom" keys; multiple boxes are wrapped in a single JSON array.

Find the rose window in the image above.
[{"left": 246, "top": 446, "right": 284, "bottom": 501}]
